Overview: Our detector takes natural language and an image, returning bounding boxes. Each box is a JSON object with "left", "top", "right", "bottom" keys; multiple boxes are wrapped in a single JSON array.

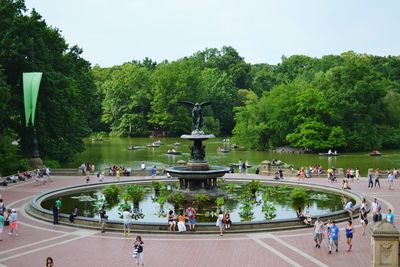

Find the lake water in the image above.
[{"left": 64, "top": 137, "right": 400, "bottom": 175}]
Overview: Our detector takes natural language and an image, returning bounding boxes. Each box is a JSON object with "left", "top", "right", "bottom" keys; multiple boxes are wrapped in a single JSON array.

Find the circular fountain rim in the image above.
[{"left": 26, "top": 177, "right": 364, "bottom": 234}]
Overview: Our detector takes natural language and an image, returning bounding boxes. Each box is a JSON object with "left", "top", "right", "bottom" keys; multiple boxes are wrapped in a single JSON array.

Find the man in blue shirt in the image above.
[{"left": 328, "top": 220, "right": 339, "bottom": 254}]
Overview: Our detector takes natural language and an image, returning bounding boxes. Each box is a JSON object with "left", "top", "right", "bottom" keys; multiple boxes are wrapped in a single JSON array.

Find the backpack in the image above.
[{"left": 188, "top": 209, "right": 193, "bottom": 217}]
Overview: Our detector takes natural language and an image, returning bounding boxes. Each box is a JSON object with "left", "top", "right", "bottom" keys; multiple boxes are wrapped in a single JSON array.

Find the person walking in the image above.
[
  {"left": 45, "top": 167, "right": 52, "bottom": 182},
  {"left": 123, "top": 208, "right": 133, "bottom": 236},
  {"left": 345, "top": 220, "right": 355, "bottom": 252},
  {"left": 133, "top": 236, "right": 144, "bottom": 266},
  {"left": 99, "top": 205, "right": 108, "bottom": 233},
  {"left": 374, "top": 170, "right": 381, "bottom": 188},
  {"left": 116, "top": 169, "right": 121, "bottom": 181},
  {"left": 328, "top": 220, "right": 339, "bottom": 254},
  {"left": 371, "top": 198, "right": 379, "bottom": 223},
  {"left": 368, "top": 171, "right": 374, "bottom": 189},
  {"left": 360, "top": 207, "right": 368, "bottom": 235},
  {"left": 355, "top": 167, "right": 360, "bottom": 182},
  {"left": 313, "top": 217, "right": 324, "bottom": 248},
  {"left": 388, "top": 172, "right": 395, "bottom": 190},
  {"left": 216, "top": 210, "right": 224, "bottom": 236},
  {"left": 69, "top": 206, "right": 78, "bottom": 223},
  {"left": 186, "top": 204, "right": 196, "bottom": 232},
  {"left": 52, "top": 204, "right": 59, "bottom": 225},
  {"left": 8, "top": 209, "right": 18, "bottom": 236},
  {"left": 0, "top": 211, "right": 4, "bottom": 241}
]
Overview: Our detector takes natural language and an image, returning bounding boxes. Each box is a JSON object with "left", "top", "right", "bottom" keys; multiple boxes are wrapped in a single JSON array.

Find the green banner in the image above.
[{"left": 23, "top": 72, "right": 42, "bottom": 126}]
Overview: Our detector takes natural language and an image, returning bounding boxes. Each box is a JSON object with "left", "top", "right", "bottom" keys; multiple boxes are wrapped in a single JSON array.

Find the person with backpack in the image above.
[{"left": 186, "top": 204, "right": 196, "bottom": 232}]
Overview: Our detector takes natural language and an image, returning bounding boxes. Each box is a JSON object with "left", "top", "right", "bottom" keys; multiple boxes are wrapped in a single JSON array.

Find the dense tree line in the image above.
[
  {"left": 2, "top": 0, "right": 400, "bottom": 175},
  {"left": 95, "top": 50, "right": 400, "bottom": 153},
  {"left": 93, "top": 47, "right": 248, "bottom": 136},
  {"left": 0, "top": 0, "right": 100, "bottom": 175},
  {"left": 233, "top": 53, "right": 400, "bottom": 151}
]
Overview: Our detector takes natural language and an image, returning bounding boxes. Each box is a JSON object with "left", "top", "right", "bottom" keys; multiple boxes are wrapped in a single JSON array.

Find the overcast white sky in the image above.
[{"left": 25, "top": 0, "right": 400, "bottom": 67}]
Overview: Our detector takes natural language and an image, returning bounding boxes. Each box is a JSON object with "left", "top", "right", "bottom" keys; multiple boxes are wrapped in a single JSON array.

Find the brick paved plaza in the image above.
[{"left": 0, "top": 174, "right": 398, "bottom": 267}]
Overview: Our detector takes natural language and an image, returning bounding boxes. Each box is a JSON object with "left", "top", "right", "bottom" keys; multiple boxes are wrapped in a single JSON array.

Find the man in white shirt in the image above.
[
  {"left": 122, "top": 208, "right": 133, "bottom": 236},
  {"left": 313, "top": 217, "right": 324, "bottom": 248}
]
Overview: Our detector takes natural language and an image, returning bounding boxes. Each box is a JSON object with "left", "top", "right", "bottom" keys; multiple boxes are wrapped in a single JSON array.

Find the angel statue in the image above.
[{"left": 178, "top": 100, "right": 212, "bottom": 132}]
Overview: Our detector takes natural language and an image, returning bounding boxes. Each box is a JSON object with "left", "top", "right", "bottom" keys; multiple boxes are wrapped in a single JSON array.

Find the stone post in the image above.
[
  {"left": 370, "top": 221, "right": 400, "bottom": 267},
  {"left": 260, "top": 160, "right": 271, "bottom": 176}
]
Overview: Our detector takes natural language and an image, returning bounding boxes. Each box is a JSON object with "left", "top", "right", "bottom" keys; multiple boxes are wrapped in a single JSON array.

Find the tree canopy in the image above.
[
  {"left": 0, "top": 0, "right": 99, "bottom": 174},
  {"left": 1, "top": 0, "right": 400, "bottom": 175}
]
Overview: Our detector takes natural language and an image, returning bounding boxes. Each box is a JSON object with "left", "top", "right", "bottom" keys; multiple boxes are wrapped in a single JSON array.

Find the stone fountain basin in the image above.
[
  {"left": 26, "top": 178, "right": 364, "bottom": 234},
  {"left": 166, "top": 166, "right": 230, "bottom": 180}
]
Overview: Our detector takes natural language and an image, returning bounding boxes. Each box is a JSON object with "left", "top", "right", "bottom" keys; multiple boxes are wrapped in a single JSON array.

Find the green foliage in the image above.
[
  {"left": 226, "top": 182, "right": 236, "bottom": 193},
  {"left": 195, "top": 193, "right": 210, "bottom": 207},
  {"left": 151, "top": 181, "right": 163, "bottom": 192},
  {"left": 244, "top": 180, "right": 262, "bottom": 194},
  {"left": 215, "top": 197, "right": 225, "bottom": 208},
  {"left": 239, "top": 201, "right": 254, "bottom": 221},
  {"left": 170, "top": 192, "right": 185, "bottom": 208},
  {"left": 0, "top": 1, "right": 99, "bottom": 166},
  {"left": 262, "top": 202, "right": 277, "bottom": 220},
  {"left": 43, "top": 159, "right": 61, "bottom": 168},
  {"left": 233, "top": 52, "right": 400, "bottom": 151},
  {"left": 102, "top": 185, "right": 120, "bottom": 202},
  {"left": 125, "top": 185, "right": 145, "bottom": 204},
  {"left": 290, "top": 188, "right": 308, "bottom": 204},
  {"left": 156, "top": 189, "right": 170, "bottom": 211},
  {"left": 117, "top": 203, "right": 131, "bottom": 218}
]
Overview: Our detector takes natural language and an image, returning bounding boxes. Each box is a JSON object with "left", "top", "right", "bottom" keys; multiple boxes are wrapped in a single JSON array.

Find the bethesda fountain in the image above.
[{"left": 166, "top": 101, "right": 230, "bottom": 198}]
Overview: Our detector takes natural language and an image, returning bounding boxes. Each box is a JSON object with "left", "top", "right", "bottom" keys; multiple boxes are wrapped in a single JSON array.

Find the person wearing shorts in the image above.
[
  {"left": 345, "top": 220, "right": 355, "bottom": 252},
  {"left": 313, "top": 217, "right": 324, "bottom": 248},
  {"left": 8, "top": 209, "right": 18, "bottom": 236},
  {"left": 328, "top": 220, "right": 339, "bottom": 254},
  {"left": 186, "top": 204, "right": 196, "bottom": 232},
  {"left": 123, "top": 208, "right": 133, "bottom": 236}
]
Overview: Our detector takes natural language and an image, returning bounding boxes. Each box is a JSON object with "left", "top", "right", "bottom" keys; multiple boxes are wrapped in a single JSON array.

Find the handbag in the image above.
[{"left": 364, "top": 218, "right": 368, "bottom": 225}]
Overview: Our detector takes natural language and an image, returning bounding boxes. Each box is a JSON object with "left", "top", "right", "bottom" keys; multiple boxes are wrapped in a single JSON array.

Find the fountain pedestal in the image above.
[{"left": 166, "top": 132, "right": 229, "bottom": 199}]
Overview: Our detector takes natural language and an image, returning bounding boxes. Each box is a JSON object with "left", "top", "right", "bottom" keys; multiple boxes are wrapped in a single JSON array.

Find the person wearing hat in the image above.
[{"left": 8, "top": 209, "right": 18, "bottom": 236}]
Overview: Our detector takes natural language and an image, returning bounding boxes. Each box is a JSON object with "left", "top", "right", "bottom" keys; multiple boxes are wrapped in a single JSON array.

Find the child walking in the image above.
[{"left": 133, "top": 235, "right": 144, "bottom": 266}]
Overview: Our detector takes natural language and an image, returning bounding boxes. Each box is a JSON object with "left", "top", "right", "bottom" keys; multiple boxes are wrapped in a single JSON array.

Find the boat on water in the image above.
[
  {"left": 153, "top": 140, "right": 164, "bottom": 145},
  {"left": 370, "top": 150, "right": 382, "bottom": 156},
  {"left": 319, "top": 153, "right": 341, "bottom": 157},
  {"left": 217, "top": 148, "right": 230, "bottom": 153},
  {"left": 147, "top": 143, "right": 161, "bottom": 147},
  {"left": 128, "top": 146, "right": 145, "bottom": 150},
  {"left": 166, "top": 150, "right": 182, "bottom": 155},
  {"left": 91, "top": 137, "right": 104, "bottom": 142}
]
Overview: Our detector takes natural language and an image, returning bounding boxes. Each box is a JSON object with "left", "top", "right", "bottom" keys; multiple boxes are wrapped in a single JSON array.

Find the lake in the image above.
[{"left": 64, "top": 137, "right": 400, "bottom": 175}]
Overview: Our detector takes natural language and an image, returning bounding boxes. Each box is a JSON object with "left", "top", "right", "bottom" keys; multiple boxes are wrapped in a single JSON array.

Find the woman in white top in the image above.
[{"left": 216, "top": 211, "right": 224, "bottom": 236}]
